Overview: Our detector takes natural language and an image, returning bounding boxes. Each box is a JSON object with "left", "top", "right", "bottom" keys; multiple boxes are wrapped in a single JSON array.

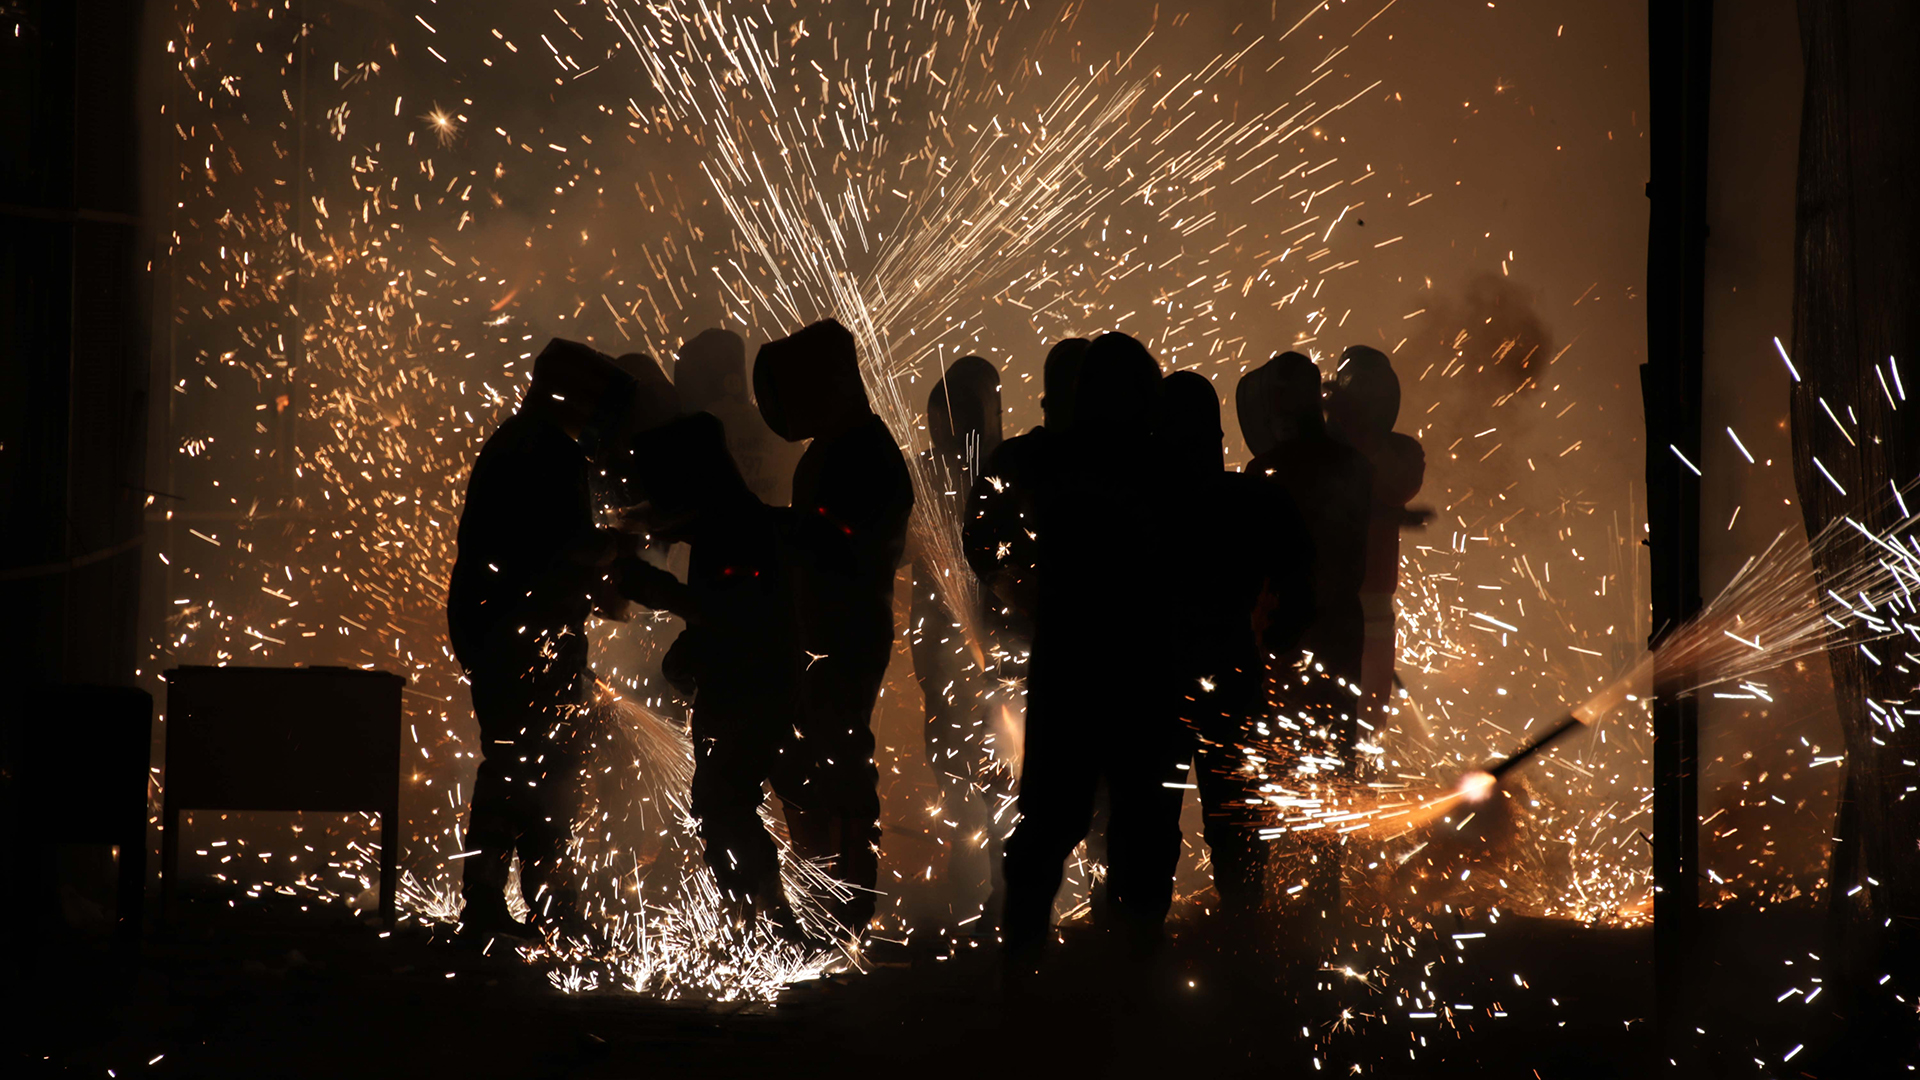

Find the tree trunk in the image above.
[{"left": 1789, "top": 0, "right": 1920, "bottom": 1031}]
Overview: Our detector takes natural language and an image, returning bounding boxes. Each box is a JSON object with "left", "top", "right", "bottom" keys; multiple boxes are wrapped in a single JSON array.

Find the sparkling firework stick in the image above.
[
  {"left": 1484, "top": 713, "right": 1584, "bottom": 781},
  {"left": 1461, "top": 657, "right": 1650, "bottom": 800}
]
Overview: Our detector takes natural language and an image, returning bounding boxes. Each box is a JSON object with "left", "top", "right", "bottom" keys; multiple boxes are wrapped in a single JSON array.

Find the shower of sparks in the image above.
[
  {"left": 143, "top": 0, "right": 1910, "bottom": 1069},
  {"left": 153, "top": 0, "right": 1401, "bottom": 1006}
]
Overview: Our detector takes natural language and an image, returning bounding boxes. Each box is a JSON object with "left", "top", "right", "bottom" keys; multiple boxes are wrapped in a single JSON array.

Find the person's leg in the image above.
[
  {"left": 1358, "top": 591, "right": 1397, "bottom": 721},
  {"left": 517, "top": 701, "right": 592, "bottom": 929},
  {"left": 999, "top": 693, "right": 1100, "bottom": 967},
  {"left": 1192, "top": 712, "right": 1269, "bottom": 912},
  {"left": 795, "top": 652, "right": 886, "bottom": 932},
  {"left": 461, "top": 678, "right": 530, "bottom": 930},
  {"left": 1102, "top": 716, "right": 1192, "bottom": 956},
  {"left": 926, "top": 698, "right": 999, "bottom": 885},
  {"left": 689, "top": 699, "right": 785, "bottom": 912}
]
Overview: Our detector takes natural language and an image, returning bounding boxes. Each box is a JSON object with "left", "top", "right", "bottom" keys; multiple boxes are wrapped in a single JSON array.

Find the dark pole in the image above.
[
  {"left": 0, "top": 0, "right": 152, "bottom": 687},
  {"left": 1643, "top": 0, "right": 1713, "bottom": 1057}
]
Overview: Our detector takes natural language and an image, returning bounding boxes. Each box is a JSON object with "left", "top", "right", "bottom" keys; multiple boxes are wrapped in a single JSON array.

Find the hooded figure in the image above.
[
  {"left": 1324, "top": 346, "right": 1427, "bottom": 718},
  {"left": 754, "top": 318, "right": 914, "bottom": 933},
  {"left": 964, "top": 338, "right": 1088, "bottom": 638},
  {"left": 1234, "top": 359, "right": 1288, "bottom": 460},
  {"left": 1156, "top": 372, "right": 1314, "bottom": 913},
  {"left": 447, "top": 338, "right": 641, "bottom": 941},
  {"left": 600, "top": 351, "right": 683, "bottom": 509},
  {"left": 911, "top": 356, "right": 1015, "bottom": 914},
  {"left": 1246, "top": 353, "right": 1373, "bottom": 692},
  {"left": 672, "top": 328, "right": 800, "bottom": 506},
  {"left": 613, "top": 413, "right": 807, "bottom": 937},
  {"left": 1000, "top": 331, "right": 1183, "bottom": 974}
]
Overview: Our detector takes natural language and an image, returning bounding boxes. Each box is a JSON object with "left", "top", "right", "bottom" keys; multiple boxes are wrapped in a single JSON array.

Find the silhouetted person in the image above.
[
  {"left": 962, "top": 338, "right": 1110, "bottom": 912},
  {"left": 755, "top": 319, "right": 914, "bottom": 933},
  {"left": 447, "top": 339, "right": 648, "bottom": 940},
  {"left": 1159, "top": 371, "right": 1313, "bottom": 914},
  {"left": 1245, "top": 352, "right": 1373, "bottom": 702},
  {"left": 1002, "top": 331, "right": 1181, "bottom": 974},
  {"left": 1325, "top": 346, "right": 1429, "bottom": 719},
  {"left": 614, "top": 413, "right": 807, "bottom": 938},
  {"left": 912, "top": 356, "right": 1014, "bottom": 912},
  {"left": 673, "top": 328, "right": 801, "bottom": 506},
  {"left": 1234, "top": 358, "right": 1287, "bottom": 460},
  {"left": 963, "top": 338, "right": 1089, "bottom": 639}
]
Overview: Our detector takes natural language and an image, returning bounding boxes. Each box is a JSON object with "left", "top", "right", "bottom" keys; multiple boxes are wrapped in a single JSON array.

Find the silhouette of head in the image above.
[
  {"left": 927, "top": 355, "right": 1002, "bottom": 459},
  {"left": 1073, "top": 332, "right": 1162, "bottom": 445},
  {"left": 1157, "top": 370, "right": 1225, "bottom": 474},
  {"left": 1328, "top": 344, "right": 1401, "bottom": 437},
  {"left": 610, "top": 351, "right": 682, "bottom": 433},
  {"left": 1234, "top": 359, "right": 1284, "bottom": 458},
  {"left": 1040, "top": 337, "right": 1091, "bottom": 433},
  {"left": 753, "top": 318, "right": 869, "bottom": 442},
  {"left": 1268, "top": 351, "right": 1327, "bottom": 444},
  {"left": 530, "top": 338, "right": 640, "bottom": 442},
  {"left": 624, "top": 412, "right": 752, "bottom": 529},
  {"left": 673, "top": 328, "right": 750, "bottom": 414}
]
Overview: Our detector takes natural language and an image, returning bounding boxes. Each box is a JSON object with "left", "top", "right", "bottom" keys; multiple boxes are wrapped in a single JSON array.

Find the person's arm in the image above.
[
  {"left": 1386, "top": 433, "right": 1433, "bottom": 526},
  {"left": 613, "top": 555, "right": 700, "bottom": 620}
]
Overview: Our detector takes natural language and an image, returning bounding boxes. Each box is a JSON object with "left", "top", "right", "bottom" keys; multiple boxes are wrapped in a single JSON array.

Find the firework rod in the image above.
[
  {"left": 1486, "top": 713, "right": 1583, "bottom": 779},
  {"left": 1479, "top": 660, "right": 1647, "bottom": 782}
]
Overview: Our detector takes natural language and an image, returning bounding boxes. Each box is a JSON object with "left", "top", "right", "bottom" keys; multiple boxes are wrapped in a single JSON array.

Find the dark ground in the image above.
[{"left": 13, "top": 883, "right": 1875, "bottom": 1080}]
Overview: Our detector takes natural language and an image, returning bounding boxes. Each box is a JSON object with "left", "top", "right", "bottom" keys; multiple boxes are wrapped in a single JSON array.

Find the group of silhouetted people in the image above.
[
  {"left": 446, "top": 321, "right": 1424, "bottom": 971},
  {"left": 447, "top": 323, "right": 910, "bottom": 942}
]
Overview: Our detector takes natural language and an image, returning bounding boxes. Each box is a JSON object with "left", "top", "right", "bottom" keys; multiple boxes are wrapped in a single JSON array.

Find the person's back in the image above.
[
  {"left": 621, "top": 412, "right": 799, "bottom": 697},
  {"left": 965, "top": 339, "right": 1087, "bottom": 639},
  {"left": 1161, "top": 371, "right": 1312, "bottom": 698},
  {"left": 448, "top": 409, "right": 595, "bottom": 676},
  {"left": 446, "top": 338, "right": 641, "bottom": 940},
  {"left": 620, "top": 412, "right": 805, "bottom": 933},
  {"left": 1160, "top": 371, "right": 1312, "bottom": 913},
  {"left": 1245, "top": 352, "right": 1373, "bottom": 687},
  {"left": 789, "top": 412, "right": 913, "bottom": 656},
  {"left": 1002, "top": 331, "right": 1174, "bottom": 973},
  {"left": 754, "top": 318, "right": 913, "bottom": 933},
  {"left": 1038, "top": 338, "right": 1162, "bottom": 669},
  {"left": 910, "top": 356, "right": 1014, "bottom": 908},
  {"left": 1325, "top": 346, "right": 1427, "bottom": 716}
]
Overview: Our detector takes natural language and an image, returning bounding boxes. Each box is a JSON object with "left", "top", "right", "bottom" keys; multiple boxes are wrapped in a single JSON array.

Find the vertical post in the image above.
[{"left": 1644, "top": 0, "right": 1713, "bottom": 1057}]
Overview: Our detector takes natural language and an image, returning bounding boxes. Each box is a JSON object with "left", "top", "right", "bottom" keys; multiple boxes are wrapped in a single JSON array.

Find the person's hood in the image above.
[
  {"left": 625, "top": 412, "right": 752, "bottom": 522},
  {"left": 529, "top": 338, "right": 638, "bottom": 438},
  {"left": 611, "top": 351, "right": 681, "bottom": 433},
  {"left": 1234, "top": 358, "right": 1284, "bottom": 458},
  {"left": 1040, "top": 337, "right": 1090, "bottom": 433},
  {"left": 1331, "top": 344, "right": 1401, "bottom": 435},
  {"left": 1157, "top": 370, "right": 1225, "bottom": 474},
  {"left": 753, "top": 318, "right": 868, "bottom": 442},
  {"left": 673, "top": 328, "right": 750, "bottom": 414},
  {"left": 1073, "top": 331, "right": 1162, "bottom": 446},
  {"left": 927, "top": 354, "right": 1003, "bottom": 458}
]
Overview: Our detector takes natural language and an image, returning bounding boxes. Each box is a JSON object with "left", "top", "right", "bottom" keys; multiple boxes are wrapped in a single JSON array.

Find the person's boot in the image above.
[
  {"left": 1001, "top": 933, "right": 1044, "bottom": 1000},
  {"left": 457, "top": 846, "right": 537, "bottom": 945},
  {"left": 458, "top": 895, "right": 538, "bottom": 945},
  {"left": 747, "top": 869, "right": 817, "bottom": 949},
  {"left": 525, "top": 882, "right": 591, "bottom": 946}
]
